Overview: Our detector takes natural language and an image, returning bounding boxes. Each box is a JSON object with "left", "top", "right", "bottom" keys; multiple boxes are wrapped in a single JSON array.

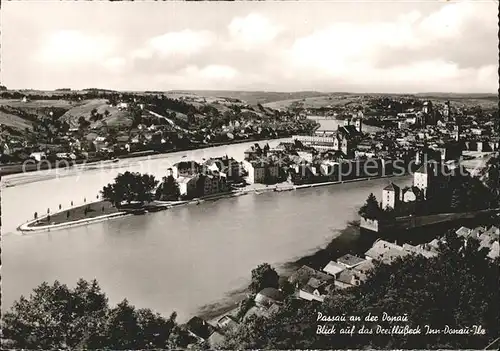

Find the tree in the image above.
[
  {"left": 101, "top": 171, "right": 159, "bottom": 207},
  {"left": 279, "top": 280, "right": 295, "bottom": 297},
  {"left": 249, "top": 263, "right": 279, "bottom": 293},
  {"left": 236, "top": 296, "right": 256, "bottom": 321},
  {"left": 78, "top": 116, "right": 90, "bottom": 130},
  {"left": 104, "top": 109, "right": 110, "bottom": 117},
  {"left": 358, "top": 193, "right": 382, "bottom": 220},
  {"left": 2, "top": 279, "right": 190, "bottom": 350},
  {"left": 155, "top": 175, "right": 181, "bottom": 201}
]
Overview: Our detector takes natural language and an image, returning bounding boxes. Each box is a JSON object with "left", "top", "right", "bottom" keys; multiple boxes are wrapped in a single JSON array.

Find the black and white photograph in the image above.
[{"left": 0, "top": 0, "right": 499, "bottom": 349}]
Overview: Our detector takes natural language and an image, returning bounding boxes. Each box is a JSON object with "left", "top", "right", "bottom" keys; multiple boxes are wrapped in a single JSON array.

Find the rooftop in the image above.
[
  {"left": 289, "top": 265, "right": 334, "bottom": 288},
  {"left": 186, "top": 316, "right": 215, "bottom": 340},
  {"left": 383, "top": 182, "right": 400, "bottom": 192},
  {"left": 337, "top": 254, "right": 366, "bottom": 268},
  {"left": 256, "top": 287, "right": 283, "bottom": 302},
  {"left": 323, "top": 261, "right": 346, "bottom": 276}
]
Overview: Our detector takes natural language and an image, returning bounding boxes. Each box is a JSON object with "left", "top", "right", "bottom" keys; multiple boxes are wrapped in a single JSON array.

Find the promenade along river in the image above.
[{"left": 1, "top": 138, "right": 411, "bottom": 322}]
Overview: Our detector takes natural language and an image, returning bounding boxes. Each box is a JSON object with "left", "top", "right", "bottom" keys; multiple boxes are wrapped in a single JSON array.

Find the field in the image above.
[
  {"left": 263, "top": 92, "right": 499, "bottom": 111},
  {"left": 0, "top": 109, "right": 33, "bottom": 130},
  {"left": 168, "top": 90, "right": 330, "bottom": 105},
  {"left": 59, "top": 99, "right": 131, "bottom": 128},
  {"left": 263, "top": 94, "right": 365, "bottom": 110},
  {"left": 1, "top": 90, "right": 497, "bottom": 139}
]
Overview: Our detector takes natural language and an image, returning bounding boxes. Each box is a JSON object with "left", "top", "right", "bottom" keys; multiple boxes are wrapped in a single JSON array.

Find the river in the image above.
[
  {"left": 1, "top": 137, "right": 412, "bottom": 322},
  {"left": 311, "top": 116, "right": 383, "bottom": 134}
]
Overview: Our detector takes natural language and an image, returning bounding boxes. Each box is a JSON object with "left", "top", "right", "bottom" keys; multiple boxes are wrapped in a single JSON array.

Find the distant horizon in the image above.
[{"left": 4, "top": 87, "right": 498, "bottom": 97}]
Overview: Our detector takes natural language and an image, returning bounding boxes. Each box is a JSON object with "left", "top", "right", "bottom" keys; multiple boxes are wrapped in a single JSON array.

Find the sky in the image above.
[{"left": 1, "top": 0, "right": 498, "bottom": 93}]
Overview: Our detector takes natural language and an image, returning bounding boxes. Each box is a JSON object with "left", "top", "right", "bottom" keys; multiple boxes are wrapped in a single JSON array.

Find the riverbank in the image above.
[
  {"left": 195, "top": 220, "right": 371, "bottom": 322},
  {"left": 196, "top": 207, "right": 500, "bottom": 323},
  {"left": 0, "top": 134, "right": 296, "bottom": 177},
  {"left": 16, "top": 174, "right": 404, "bottom": 234}
]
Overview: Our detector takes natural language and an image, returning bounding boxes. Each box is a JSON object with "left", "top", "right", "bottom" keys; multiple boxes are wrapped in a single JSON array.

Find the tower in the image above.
[
  {"left": 382, "top": 183, "right": 400, "bottom": 210},
  {"left": 443, "top": 101, "right": 450, "bottom": 122},
  {"left": 422, "top": 101, "right": 433, "bottom": 114},
  {"left": 455, "top": 113, "right": 460, "bottom": 142},
  {"left": 354, "top": 118, "right": 363, "bottom": 133}
]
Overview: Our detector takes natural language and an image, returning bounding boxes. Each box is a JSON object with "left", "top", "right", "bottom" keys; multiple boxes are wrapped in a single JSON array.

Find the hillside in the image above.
[
  {"left": 0, "top": 108, "right": 33, "bottom": 131},
  {"left": 263, "top": 92, "right": 499, "bottom": 111},
  {"left": 60, "top": 99, "right": 131, "bottom": 129},
  {"left": 168, "top": 90, "right": 329, "bottom": 105},
  {"left": 263, "top": 93, "right": 366, "bottom": 110}
]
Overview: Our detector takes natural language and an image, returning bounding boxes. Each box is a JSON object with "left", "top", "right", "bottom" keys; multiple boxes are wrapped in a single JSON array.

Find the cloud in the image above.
[
  {"left": 102, "top": 57, "right": 127, "bottom": 72},
  {"left": 132, "top": 30, "right": 215, "bottom": 59},
  {"left": 150, "top": 64, "right": 239, "bottom": 90},
  {"left": 228, "top": 13, "right": 283, "bottom": 49},
  {"left": 279, "top": 0, "right": 497, "bottom": 92},
  {"left": 198, "top": 65, "right": 238, "bottom": 80},
  {"left": 20, "top": 0, "right": 497, "bottom": 93},
  {"left": 37, "top": 30, "right": 116, "bottom": 64}
]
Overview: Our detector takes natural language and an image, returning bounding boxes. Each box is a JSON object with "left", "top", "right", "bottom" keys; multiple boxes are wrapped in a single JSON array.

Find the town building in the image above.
[
  {"left": 255, "top": 287, "right": 284, "bottom": 308},
  {"left": 177, "top": 175, "right": 198, "bottom": 198},
  {"left": 413, "top": 161, "right": 452, "bottom": 199},
  {"left": 185, "top": 316, "right": 219, "bottom": 345},
  {"left": 244, "top": 143, "right": 268, "bottom": 161},
  {"left": 29, "top": 152, "right": 46, "bottom": 162},
  {"left": 333, "top": 270, "right": 363, "bottom": 289},
  {"left": 365, "top": 240, "right": 410, "bottom": 264},
  {"left": 292, "top": 135, "right": 337, "bottom": 151},
  {"left": 172, "top": 161, "right": 202, "bottom": 179},
  {"left": 199, "top": 171, "right": 226, "bottom": 196},
  {"left": 382, "top": 182, "right": 400, "bottom": 210},
  {"left": 322, "top": 261, "right": 345, "bottom": 277},
  {"left": 336, "top": 254, "right": 367, "bottom": 269},
  {"left": 242, "top": 159, "right": 279, "bottom": 184},
  {"left": 443, "top": 101, "right": 451, "bottom": 121},
  {"left": 204, "top": 156, "right": 241, "bottom": 180},
  {"left": 288, "top": 265, "right": 334, "bottom": 303},
  {"left": 402, "top": 186, "right": 421, "bottom": 203},
  {"left": 216, "top": 315, "right": 239, "bottom": 333},
  {"left": 402, "top": 243, "right": 439, "bottom": 258},
  {"left": 422, "top": 101, "right": 433, "bottom": 114}
]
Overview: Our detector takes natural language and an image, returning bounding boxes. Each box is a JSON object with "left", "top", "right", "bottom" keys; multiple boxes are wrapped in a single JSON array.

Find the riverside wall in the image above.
[
  {"left": 16, "top": 173, "right": 406, "bottom": 234},
  {"left": 360, "top": 208, "right": 500, "bottom": 233}
]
